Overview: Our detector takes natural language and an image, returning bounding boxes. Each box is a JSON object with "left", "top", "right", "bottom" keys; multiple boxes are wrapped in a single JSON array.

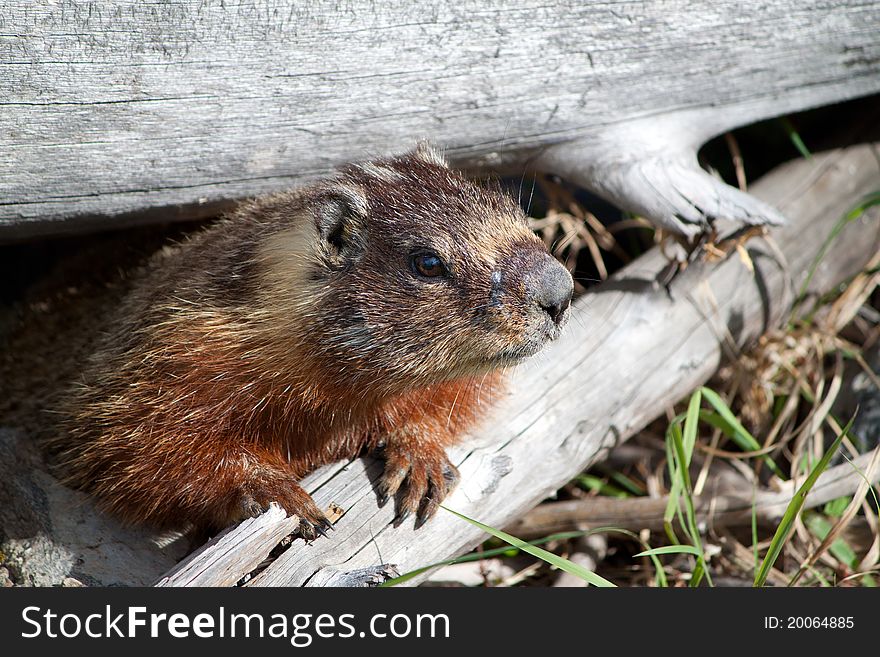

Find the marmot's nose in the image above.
[{"left": 530, "top": 255, "right": 573, "bottom": 325}]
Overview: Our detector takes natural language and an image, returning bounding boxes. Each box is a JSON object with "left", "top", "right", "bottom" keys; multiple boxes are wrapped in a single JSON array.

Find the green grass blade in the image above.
[
  {"left": 700, "top": 387, "right": 785, "bottom": 477},
  {"left": 671, "top": 415, "right": 695, "bottom": 497},
  {"left": 751, "top": 484, "right": 759, "bottom": 581},
  {"left": 699, "top": 388, "right": 759, "bottom": 449},
  {"left": 684, "top": 388, "right": 702, "bottom": 456},
  {"left": 753, "top": 415, "right": 854, "bottom": 587},
  {"left": 634, "top": 545, "right": 702, "bottom": 557},
  {"left": 822, "top": 496, "right": 850, "bottom": 518},
  {"left": 595, "top": 466, "right": 646, "bottom": 496},
  {"left": 691, "top": 559, "right": 707, "bottom": 588},
  {"left": 803, "top": 512, "right": 859, "bottom": 568},
  {"left": 663, "top": 421, "right": 684, "bottom": 544},
  {"left": 670, "top": 414, "right": 711, "bottom": 587},
  {"left": 442, "top": 506, "right": 616, "bottom": 587},
  {"left": 779, "top": 117, "right": 812, "bottom": 159},
  {"left": 386, "top": 526, "right": 668, "bottom": 588},
  {"left": 575, "top": 474, "right": 631, "bottom": 498},
  {"left": 382, "top": 528, "right": 619, "bottom": 586},
  {"left": 791, "top": 191, "right": 880, "bottom": 323}
]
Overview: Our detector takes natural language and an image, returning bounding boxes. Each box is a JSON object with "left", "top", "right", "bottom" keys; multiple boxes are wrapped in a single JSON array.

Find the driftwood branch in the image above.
[
  {"left": 505, "top": 449, "right": 880, "bottom": 537},
  {"left": 154, "top": 504, "right": 400, "bottom": 587},
  {"left": 150, "top": 143, "right": 880, "bottom": 587},
  {"left": 2, "top": 1, "right": 879, "bottom": 238}
]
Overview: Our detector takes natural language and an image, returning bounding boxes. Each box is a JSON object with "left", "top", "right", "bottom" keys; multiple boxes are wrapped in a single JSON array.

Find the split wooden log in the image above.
[
  {"left": 154, "top": 505, "right": 300, "bottom": 588},
  {"left": 152, "top": 143, "right": 880, "bottom": 587},
  {"left": 2, "top": 1, "right": 880, "bottom": 239},
  {"left": 505, "top": 448, "right": 880, "bottom": 537}
]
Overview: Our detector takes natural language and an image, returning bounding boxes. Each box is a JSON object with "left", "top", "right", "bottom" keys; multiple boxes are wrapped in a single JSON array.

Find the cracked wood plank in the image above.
[
  {"left": 2, "top": 1, "right": 880, "bottom": 237},
  {"left": 154, "top": 504, "right": 299, "bottom": 587}
]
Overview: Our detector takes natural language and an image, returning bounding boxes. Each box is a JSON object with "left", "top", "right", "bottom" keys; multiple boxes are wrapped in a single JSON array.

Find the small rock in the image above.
[{"left": 0, "top": 566, "right": 15, "bottom": 587}]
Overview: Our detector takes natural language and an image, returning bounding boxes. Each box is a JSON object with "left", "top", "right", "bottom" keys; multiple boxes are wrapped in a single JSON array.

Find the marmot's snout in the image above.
[
  {"left": 527, "top": 254, "right": 573, "bottom": 327},
  {"left": 489, "top": 247, "right": 573, "bottom": 364}
]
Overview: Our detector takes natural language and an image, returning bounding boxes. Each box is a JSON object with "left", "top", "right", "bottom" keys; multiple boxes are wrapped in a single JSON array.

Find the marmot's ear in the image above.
[
  {"left": 412, "top": 141, "right": 448, "bottom": 168},
  {"left": 314, "top": 184, "right": 369, "bottom": 264}
]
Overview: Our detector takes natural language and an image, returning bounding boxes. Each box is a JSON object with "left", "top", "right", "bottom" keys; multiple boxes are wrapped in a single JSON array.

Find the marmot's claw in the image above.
[
  {"left": 295, "top": 515, "right": 333, "bottom": 542},
  {"left": 414, "top": 508, "right": 430, "bottom": 529},
  {"left": 392, "top": 509, "right": 411, "bottom": 528},
  {"left": 240, "top": 473, "right": 331, "bottom": 543},
  {"left": 378, "top": 466, "right": 409, "bottom": 504},
  {"left": 240, "top": 493, "right": 266, "bottom": 518},
  {"left": 416, "top": 466, "right": 457, "bottom": 527},
  {"left": 378, "top": 443, "right": 460, "bottom": 529}
]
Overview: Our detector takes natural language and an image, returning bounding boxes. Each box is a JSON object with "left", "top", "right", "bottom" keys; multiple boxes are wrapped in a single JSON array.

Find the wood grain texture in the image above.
[
  {"left": 154, "top": 504, "right": 299, "bottom": 587},
  {"left": 2, "top": 1, "right": 879, "bottom": 237}
]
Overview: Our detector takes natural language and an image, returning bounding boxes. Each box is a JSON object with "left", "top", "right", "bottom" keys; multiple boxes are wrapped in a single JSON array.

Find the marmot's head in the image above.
[{"left": 258, "top": 143, "right": 573, "bottom": 393}]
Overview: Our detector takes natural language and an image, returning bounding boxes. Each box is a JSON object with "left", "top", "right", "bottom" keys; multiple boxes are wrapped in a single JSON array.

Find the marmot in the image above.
[{"left": 53, "top": 143, "right": 573, "bottom": 539}]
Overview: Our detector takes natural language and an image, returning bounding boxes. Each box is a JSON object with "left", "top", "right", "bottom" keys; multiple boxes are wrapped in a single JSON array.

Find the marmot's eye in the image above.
[{"left": 411, "top": 252, "right": 448, "bottom": 278}]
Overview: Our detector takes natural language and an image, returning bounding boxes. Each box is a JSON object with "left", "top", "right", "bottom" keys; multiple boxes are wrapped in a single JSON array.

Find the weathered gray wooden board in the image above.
[
  {"left": 2, "top": 1, "right": 879, "bottom": 238},
  {"left": 150, "top": 143, "right": 879, "bottom": 587},
  {"left": 154, "top": 504, "right": 299, "bottom": 587}
]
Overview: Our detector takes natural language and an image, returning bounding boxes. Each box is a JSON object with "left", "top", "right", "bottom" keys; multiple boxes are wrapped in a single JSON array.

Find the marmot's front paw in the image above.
[
  {"left": 377, "top": 442, "right": 460, "bottom": 527},
  {"left": 239, "top": 477, "right": 333, "bottom": 541}
]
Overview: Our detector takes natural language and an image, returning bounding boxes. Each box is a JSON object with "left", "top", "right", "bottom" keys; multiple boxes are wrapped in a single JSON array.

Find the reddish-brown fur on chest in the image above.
[
  {"left": 62, "top": 333, "right": 505, "bottom": 531},
  {"left": 166, "top": 351, "right": 506, "bottom": 473},
  {"left": 134, "top": 316, "right": 505, "bottom": 470}
]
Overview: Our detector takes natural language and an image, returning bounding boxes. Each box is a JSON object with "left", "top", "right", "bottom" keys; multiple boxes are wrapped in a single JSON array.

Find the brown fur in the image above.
[{"left": 50, "top": 143, "right": 571, "bottom": 537}]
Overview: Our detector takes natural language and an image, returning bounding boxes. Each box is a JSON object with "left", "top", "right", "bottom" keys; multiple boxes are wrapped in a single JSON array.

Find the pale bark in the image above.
[{"left": 2, "top": 1, "right": 879, "bottom": 238}]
